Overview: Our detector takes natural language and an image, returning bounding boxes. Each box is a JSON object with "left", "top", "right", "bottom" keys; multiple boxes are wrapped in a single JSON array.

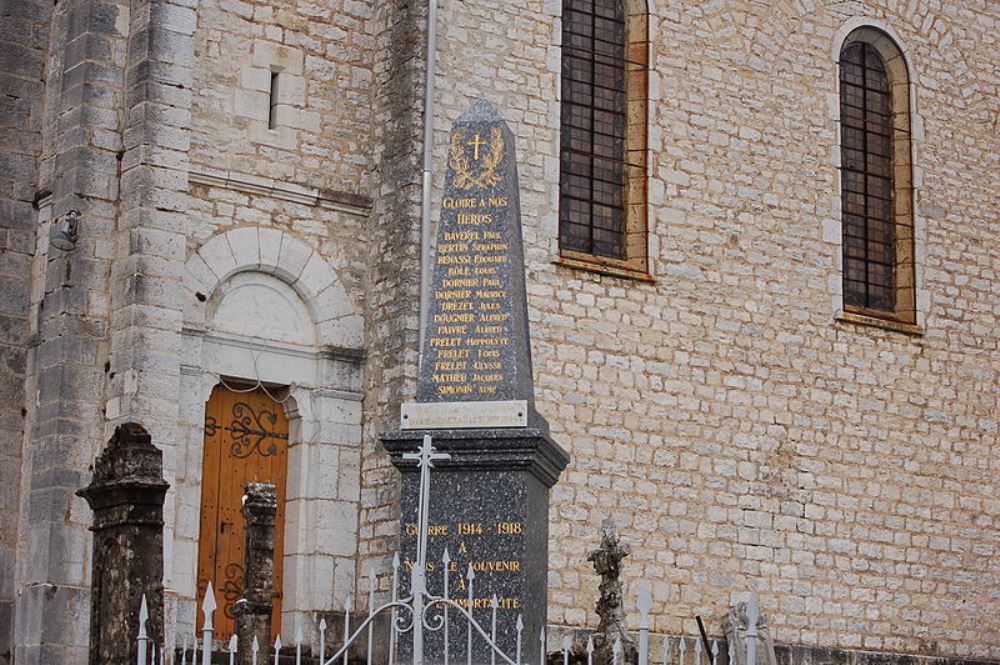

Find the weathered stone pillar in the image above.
[
  {"left": 76, "top": 422, "right": 169, "bottom": 665},
  {"left": 234, "top": 482, "right": 277, "bottom": 664}
]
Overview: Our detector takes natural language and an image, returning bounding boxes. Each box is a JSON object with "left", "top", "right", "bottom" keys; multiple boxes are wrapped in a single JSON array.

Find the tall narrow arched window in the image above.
[
  {"left": 838, "top": 29, "right": 915, "bottom": 324},
  {"left": 559, "top": 0, "right": 649, "bottom": 278}
]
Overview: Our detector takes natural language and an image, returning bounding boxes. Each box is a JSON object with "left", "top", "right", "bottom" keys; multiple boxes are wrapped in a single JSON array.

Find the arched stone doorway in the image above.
[{"left": 169, "top": 228, "right": 364, "bottom": 640}]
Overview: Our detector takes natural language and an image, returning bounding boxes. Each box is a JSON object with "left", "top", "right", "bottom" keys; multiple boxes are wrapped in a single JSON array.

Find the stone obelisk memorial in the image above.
[{"left": 382, "top": 100, "right": 570, "bottom": 662}]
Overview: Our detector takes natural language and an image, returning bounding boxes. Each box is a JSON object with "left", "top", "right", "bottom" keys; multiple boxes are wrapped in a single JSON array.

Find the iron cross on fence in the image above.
[
  {"left": 402, "top": 436, "right": 450, "bottom": 578},
  {"left": 402, "top": 434, "right": 450, "bottom": 660}
]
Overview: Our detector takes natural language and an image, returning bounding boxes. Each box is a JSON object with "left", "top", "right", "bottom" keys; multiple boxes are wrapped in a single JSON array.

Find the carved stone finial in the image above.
[{"left": 587, "top": 519, "right": 636, "bottom": 665}]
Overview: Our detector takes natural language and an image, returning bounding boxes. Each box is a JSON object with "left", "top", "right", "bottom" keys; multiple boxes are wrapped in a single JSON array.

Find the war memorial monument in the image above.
[{"left": 382, "top": 100, "right": 570, "bottom": 661}]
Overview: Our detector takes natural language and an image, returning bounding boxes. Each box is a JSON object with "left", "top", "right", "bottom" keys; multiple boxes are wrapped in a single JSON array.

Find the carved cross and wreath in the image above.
[{"left": 449, "top": 127, "right": 505, "bottom": 190}]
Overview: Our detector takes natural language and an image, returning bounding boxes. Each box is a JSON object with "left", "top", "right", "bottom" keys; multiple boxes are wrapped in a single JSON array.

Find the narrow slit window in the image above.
[{"left": 268, "top": 71, "right": 280, "bottom": 129}]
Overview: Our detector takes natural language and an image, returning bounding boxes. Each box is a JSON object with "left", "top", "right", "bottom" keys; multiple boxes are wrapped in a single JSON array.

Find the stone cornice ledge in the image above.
[
  {"left": 189, "top": 169, "right": 372, "bottom": 216},
  {"left": 381, "top": 427, "right": 571, "bottom": 488}
]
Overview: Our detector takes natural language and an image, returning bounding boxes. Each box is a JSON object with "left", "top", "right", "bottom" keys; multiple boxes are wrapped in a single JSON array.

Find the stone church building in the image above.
[{"left": 0, "top": 0, "right": 997, "bottom": 662}]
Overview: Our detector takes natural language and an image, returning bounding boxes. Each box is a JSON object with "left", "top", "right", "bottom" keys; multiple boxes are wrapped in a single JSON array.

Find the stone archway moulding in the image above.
[
  {"left": 830, "top": 18, "right": 917, "bottom": 84},
  {"left": 183, "top": 227, "right": 363, "bottom": 349}
]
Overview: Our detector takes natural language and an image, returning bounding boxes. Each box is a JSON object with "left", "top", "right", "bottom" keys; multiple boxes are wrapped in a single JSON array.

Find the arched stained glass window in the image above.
[{"left": 559, "top": 0, "right": 648, "bottom": 277}]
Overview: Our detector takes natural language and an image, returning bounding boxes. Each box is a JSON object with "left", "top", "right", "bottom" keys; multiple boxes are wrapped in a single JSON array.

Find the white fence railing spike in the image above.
[
  {"left": 389, "top": 557, "right": 399, "bottom": 665},
  {"left": 442, "top": 552, "right": 451, "bottom": 665},
  {"left": 319, "top": 617, "right": 327, "bottom": 665},
  {"left": 274, "top": 635, "right": 282, "bottom": 665},
  {"left": 679, "top": 634, "right": 687, "bottom": 665},
  {"left": 252, "top": 635, "right": 260, "bottom": 665},
  {"left": 138, "top": 595, "right": 149, "bottom": 637},
  {"left": 368, "top": 569, "right": 376, "bottom": 665},
  {"left": 467, "top": 564, "right": 476, "bottom": 665},
  {"left": 201, "top": 582, "right": 216, "bottom": 630},
  {"left": 490, "top": 595, "right": 499, "bottom": 665},
  {"left": 695, "top": 634, "right": 703, "bottom": 665},
  {"left": 228, "top": 635, "right": 237, "bottom": 665},
  {"left": 137, "top": 595, "right": 149, "bottom": 665},
  {"left": 562, "top": 635, "right": 571, "bottom": 665},
  {"left": 539, "top": 627, "right": 546, "bottom": 665},
  {"left": 587, "top": 635, "right": 594, "bottom": 665},
  {"left": 747, "top": 591, "right": 760, "bottom": 665},
  {"left": 516, "top": 615, "right": 524, "bottom": 665},
  {"left": 201, "top": 581, "right": 216, "bottom": 665},
  {"left": 342, "top": 595, "right": 351, "bottom": 665}
]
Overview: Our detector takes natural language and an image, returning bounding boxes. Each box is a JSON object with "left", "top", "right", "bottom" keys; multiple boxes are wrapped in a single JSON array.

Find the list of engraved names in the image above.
[{"left": 429, "top": 195, "right": 514, "bottom": 398}]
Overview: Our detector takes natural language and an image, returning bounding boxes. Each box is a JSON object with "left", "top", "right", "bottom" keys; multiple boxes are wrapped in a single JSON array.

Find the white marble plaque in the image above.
[{"left": 400, "top": 400, "right": 528, "bottom": 429}]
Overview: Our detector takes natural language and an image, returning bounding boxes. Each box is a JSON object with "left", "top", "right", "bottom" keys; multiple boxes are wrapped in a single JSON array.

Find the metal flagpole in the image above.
[{"left": 417, "top": 0, "right": 439, "bottom": 373}]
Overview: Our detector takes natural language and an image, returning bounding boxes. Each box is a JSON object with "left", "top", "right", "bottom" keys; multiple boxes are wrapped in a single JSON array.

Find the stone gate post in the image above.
[
  {"left": 76, "top": 422, "right": 170, "bottom": 665},
  {"left": 234, "top": 482, "right": 277, "bottom": 664}
]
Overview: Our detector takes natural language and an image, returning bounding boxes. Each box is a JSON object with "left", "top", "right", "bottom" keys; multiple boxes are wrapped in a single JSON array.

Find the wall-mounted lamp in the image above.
[{"left": 50, "top": 210, "right": 80, "bottom": 251}]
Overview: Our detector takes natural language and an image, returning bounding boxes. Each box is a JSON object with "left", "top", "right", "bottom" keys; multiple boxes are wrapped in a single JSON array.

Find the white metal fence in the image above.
[
  {"left": 138, "top": 579, "right": 756, "bottom": 665},
  {"left": 135, "top": 437, "right": 764, "bottom": 665}
]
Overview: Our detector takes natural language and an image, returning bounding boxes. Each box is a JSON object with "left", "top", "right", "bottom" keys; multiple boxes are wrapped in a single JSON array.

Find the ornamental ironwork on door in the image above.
[{"left": 196, "top": 384, "right": 289, "bottom": 640}]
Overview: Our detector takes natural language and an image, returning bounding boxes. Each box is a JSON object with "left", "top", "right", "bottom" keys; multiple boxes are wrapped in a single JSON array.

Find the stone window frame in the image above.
[
  {"left": 829, "top": 20, "right": 927, "bottom": 334},
  {"left": 556, "top": 0, "right": 652, "bottom": 282}
]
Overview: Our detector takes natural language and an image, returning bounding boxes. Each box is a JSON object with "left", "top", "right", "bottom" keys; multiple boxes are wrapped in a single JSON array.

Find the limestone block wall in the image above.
[
  {"left": 0, "top": 0, "right": 49, "bottom": 660},
  {"left": 11, "top": 0, "right": 200, "bottom": 657},
  {"left": 355, "top": 0, "right": 1000, "bottom": 659},
  {"left": 184, "top": 180, "right": 369, "bottom": 308},
  {"left": 190, "top": 0, "right": 373, "bottom": 194}
]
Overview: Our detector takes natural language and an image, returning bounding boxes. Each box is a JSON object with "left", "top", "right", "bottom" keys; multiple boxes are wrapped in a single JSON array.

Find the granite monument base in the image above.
[{"left": 382, "top": 427, "right": 569, "bottom": 664}]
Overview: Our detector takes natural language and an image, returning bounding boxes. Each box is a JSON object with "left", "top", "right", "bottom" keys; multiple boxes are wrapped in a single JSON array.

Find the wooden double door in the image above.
[{"left": 197, "top": 384, "right": 289, "bottom": 639}]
